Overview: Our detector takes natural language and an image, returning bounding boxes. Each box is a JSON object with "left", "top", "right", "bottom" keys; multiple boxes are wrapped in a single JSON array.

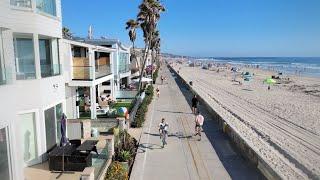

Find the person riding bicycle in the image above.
[
  {"left": 194, "top": 111, "right": 204, "bottom": 141},
  {"left": 159, "top": 118, "right": 169, "bottom": 147}
]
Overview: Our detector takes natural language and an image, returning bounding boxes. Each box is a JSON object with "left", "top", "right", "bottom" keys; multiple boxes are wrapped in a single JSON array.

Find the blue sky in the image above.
[{"left": 62, "top": 0, "right": 320, "bottom": 57}]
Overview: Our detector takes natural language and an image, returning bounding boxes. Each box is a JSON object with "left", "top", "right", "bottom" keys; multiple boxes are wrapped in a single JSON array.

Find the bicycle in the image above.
[
  {"left": 160, "top": 129, "right": 168, "bottom": 147},
  {"left": 195, "top": 124, "right": 202, "bottom": 141}
]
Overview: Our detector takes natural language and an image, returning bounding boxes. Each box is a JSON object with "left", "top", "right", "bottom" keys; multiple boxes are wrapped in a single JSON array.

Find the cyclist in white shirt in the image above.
[{"left": 159, "top": 118, "right": 169, "bottom": 147}]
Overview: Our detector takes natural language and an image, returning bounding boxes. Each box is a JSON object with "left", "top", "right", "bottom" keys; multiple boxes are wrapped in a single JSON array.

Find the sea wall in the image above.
[{"left": 168, "top": 64, "right": 281, "bottom": 180}]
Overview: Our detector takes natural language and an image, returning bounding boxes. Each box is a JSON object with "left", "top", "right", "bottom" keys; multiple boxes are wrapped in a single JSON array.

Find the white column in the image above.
[
  {"left": 111, "top": 78, "right": 115, "bottom": 99},
  {"left": 89, "top": 48, "right": 95, "bottom": 80},
  {"left": 90, "top": 86, "right": 96, "bottom": 119},
  {"left": 75, "top": 87, "right": 80, "bottom": 119},
  {"left": 33, "top": 34, "right": 41, "bottom": 79}
]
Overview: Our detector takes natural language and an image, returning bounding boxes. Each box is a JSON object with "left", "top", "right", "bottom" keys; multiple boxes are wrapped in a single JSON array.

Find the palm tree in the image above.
[
  {"left": 150, "top": 30, "right": 160, "bottom": 80},
  {"left": 62, "top": 27, "right": 72, "bottom": 39},
  {"left": 126, "top": 19, "right": 140, "bottom": 72},
  {"left": 136, "top": 0, "right": 165, "bottom": 93}
]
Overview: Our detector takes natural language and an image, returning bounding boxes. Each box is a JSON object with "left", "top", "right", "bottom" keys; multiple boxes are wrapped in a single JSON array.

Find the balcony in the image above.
[
  {"left": 0, "top": 66, "right": 13, "bottom": 85},
  {"left": 72, "top": 66, "right": 94, "bottom": 80},
  {"left": 95, "top": 65, "right": 111, "bottom": 79},
  {"left": 40, "top": 64, "right": 61, "bottom": 78},
  {"left": 119, "top": 64, "right": 130, "bottom": 74}
]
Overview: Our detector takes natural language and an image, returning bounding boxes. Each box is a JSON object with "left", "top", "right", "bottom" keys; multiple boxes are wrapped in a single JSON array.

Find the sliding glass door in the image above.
[
  {"left": 44, "top": 103, "right": 62, "bottom": 151},
  {"left": 19, "top": 113, "right": 38, "bottom": 165},
  {"left": 44, "top": 107, "right": 56, "bottom": 151},
  {"left": 0, "top": 127, "right": 11, "bottom": 180}
]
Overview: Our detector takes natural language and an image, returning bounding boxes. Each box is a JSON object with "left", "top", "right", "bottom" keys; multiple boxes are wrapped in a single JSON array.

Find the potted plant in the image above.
[
  {"left": 105, "top": 161, "right": 128, "bottom": 180},
  {"left": 118, "top": 150, "right": 131, "bottom": 171}
]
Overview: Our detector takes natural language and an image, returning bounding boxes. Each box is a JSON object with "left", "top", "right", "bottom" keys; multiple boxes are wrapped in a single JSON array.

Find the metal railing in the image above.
[{"left": 95, "top": 65, "right": 111, "bottom": 79}]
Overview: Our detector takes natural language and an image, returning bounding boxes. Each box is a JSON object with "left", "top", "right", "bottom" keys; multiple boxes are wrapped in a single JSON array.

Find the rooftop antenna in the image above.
[{"left": 88, "top": 25, "right": 93, "bottom": 39}]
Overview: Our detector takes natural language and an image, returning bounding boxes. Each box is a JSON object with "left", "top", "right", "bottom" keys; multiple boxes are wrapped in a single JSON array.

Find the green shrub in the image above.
[
  {"left": 105, "top": 161, "right": 128, "bottom": 180},
  {"left": 153, "top": 68, "right": 159, "bottom": 83},
  {"left": 118, "top": 150, "right": 131, "bottom": 162}
]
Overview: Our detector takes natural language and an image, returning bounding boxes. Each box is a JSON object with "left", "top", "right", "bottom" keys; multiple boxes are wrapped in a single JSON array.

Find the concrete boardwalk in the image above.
[{"left": 130, "top": 65, "right": 264, "bottom": 180}]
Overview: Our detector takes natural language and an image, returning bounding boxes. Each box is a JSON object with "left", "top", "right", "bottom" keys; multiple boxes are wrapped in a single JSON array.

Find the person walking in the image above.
[
  {"left": 159, "top": 118, "right": 169, "bottom": 147},
  {"left": 161, "top": 75, "right": 164, "bottom": 84},
  {"left": 194, "top": 111, "right": 204, "bottom": 141},
  {"left": 191, "top": 95, "right": 199, "bottom": 114},
  {"left": 156, "top": 87, "right": 160, "bottom": 98}
]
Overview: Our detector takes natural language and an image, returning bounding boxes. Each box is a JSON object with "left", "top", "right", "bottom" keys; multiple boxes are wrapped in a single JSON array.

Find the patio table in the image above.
[{"left": 77, "top": 140, "right": 99, "bottom": 154}]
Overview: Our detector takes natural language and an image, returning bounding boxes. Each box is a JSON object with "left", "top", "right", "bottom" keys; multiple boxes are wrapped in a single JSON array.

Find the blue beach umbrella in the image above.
[{"left": 118, "top": 107, "right": 128, "bottom": 116}]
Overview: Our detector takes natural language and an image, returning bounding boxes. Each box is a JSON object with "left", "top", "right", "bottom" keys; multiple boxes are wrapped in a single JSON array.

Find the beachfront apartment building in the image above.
[
  {"left": 0, "top": 0, "right": 65, "bottom": 179},
  {"left": 81, "top": 39, "right": 131, "bottom": 91},
  {"left": 61, "top": 39, "right": 117, "bottom": 120}
]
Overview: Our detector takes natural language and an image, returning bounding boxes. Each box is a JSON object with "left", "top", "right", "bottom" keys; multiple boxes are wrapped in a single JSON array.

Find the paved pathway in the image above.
[{"left": 130, "top": 65, "right": 264, "bottom": 180}]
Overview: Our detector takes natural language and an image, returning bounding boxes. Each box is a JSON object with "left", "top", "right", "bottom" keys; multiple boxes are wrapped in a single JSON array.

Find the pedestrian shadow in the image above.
[
  {"left": 156, "top": 110, "right": 193, "bottom": 115},
  {"left": 242, "top": 88, "right": 254, "bottom": 91},
  {"left": 144, "top": 132, "right": 193, "bottom": 139},
  {"left": 137, "top": 143, "right": 163, "bottom": 153}
]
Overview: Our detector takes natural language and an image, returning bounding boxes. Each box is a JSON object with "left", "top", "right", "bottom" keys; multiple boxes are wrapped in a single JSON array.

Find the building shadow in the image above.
[{"left": 167, "top": 65, "right": 266, "bottom": 180}]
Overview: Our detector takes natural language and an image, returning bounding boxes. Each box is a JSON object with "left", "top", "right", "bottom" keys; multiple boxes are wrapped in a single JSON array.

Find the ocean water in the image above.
[{"left": 207, "top": 57, "right": 320, "bottom": 77}]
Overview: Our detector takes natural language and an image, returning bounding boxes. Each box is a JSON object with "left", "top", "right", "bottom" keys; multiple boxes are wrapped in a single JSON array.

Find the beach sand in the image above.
[{"left": 171, "top": 62, "right": 320, "bottom": 179}]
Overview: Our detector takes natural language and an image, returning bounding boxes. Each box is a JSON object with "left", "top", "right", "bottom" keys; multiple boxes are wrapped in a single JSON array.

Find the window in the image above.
[
  {"left": 10, "top": 0, "right": 32, "bottom": 8},
  {"left": 0, "top": 127, "right": 11, "bottom": 180},
  {"left": 36, "top": 0, "right": 56, "bottom": 16},
  {"left": 0, "top": 30, "right": 5, "bottom": 85},
  {"left": 44, "top": 103, "right": 62, "bottom": 151},
  {"left": 119, "top": 53, "right": 129, "bottom": 73},
  {"left": 19, "top": 113, "right": 38, "bottom": 164},
  {"left": 14, "top": 36, "right": 36, "bottom": 80},
  {"left": 39, "top": 38, "right": 60, "bottom": 77}
]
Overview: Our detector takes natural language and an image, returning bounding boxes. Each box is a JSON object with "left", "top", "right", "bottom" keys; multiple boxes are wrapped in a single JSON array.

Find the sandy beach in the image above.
[{"left": 171, "top": 62, "right": 320, "bottom": 179}]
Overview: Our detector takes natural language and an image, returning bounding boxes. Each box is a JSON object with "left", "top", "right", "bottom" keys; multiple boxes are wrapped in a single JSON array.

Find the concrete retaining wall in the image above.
[{"left": 168, "top": 64, "right": 281, "bottom": 180}]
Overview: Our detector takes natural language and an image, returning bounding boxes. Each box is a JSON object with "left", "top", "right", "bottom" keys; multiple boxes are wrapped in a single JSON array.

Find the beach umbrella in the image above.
[
  {"left": 118, "top": 107, "right": 128, "bottom": 116},
  {"left": 264, "top": 78, "right": 276, "bottom": 90},
  {"left": 60, "top": 113, "right": 68, "bottom": 146},
  {"left": 264, "top": 78, "right": 276, "bottom": 84},
  {"left": 60, "top": 113, "right": 68, "bottom": 174}
]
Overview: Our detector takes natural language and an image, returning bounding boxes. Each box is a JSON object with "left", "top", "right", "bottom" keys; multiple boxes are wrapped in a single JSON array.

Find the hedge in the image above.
[{"left": 132, "top": 85, "right": 154, "bottom": 127}]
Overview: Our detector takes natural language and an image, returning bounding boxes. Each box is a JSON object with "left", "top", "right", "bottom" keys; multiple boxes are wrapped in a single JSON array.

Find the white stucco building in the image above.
[
  {"left": 0, "top": 0, "right": 65, "bottom": 179},
  {"left": 61, "top": 39, "right": 116, "bottom": 120},
  {"left": 80, "top": 39, "right": 131, "bottom": 91}
]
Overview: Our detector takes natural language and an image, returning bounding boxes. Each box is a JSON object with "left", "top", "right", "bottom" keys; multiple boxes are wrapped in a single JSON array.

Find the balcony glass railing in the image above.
[
  {"left": 119, "top": 64, "right": 130, "bottom": 74},
  {"left": 40, "top": 64, "right": 61, "bottom": 78},
  {"left": 72, "top": 66, "right": 94, "bottom": 80},
  {"left": 95, "top": 65, "right": 111, "bottom": 79},
  {"left": 36, "top": 0, "right": 56, "bottom": 16},
  {"left": 0, "top": 66, "right": 13, "bottom": 85},
  {"left": 16, "top": 64, "right": 36, "bottom": 80},
  {"left": 10, "top": 0, "right": 32, "bottom": 8}
]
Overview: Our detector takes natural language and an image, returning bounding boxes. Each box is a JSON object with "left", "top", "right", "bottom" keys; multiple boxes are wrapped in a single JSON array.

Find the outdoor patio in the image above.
[{"left": 24, "top": 135, "right": 113, "bottom": 180}]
